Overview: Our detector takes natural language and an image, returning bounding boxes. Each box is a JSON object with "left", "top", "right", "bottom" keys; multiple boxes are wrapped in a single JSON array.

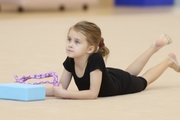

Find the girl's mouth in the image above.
[{"left": 67, "top": 49, "right": 74, "bottom": 53}]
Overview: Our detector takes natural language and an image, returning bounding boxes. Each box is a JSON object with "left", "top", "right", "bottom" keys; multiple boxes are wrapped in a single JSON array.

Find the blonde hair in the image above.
[{"left": 69, "top": 21, "right": 110, "bottom": 59}]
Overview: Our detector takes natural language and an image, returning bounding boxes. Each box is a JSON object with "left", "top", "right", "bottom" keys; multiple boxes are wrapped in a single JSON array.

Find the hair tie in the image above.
[{"left": 99, "top": 42, "right": 105, "bottom": 47}]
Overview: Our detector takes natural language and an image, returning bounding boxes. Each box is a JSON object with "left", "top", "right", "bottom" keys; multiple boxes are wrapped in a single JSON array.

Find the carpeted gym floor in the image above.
[{"left": 0, "top": 3, "right": 180, "bottom": 120}]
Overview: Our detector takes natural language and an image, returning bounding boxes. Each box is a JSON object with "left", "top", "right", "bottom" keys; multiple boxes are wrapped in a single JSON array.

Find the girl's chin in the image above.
[{"left": 66, "top": 54, "right": 74, "bottom": 58}]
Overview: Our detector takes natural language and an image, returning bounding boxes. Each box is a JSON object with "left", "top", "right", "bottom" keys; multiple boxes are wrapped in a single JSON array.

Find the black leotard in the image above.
[{"left": 63, "top": 53, "right": 147, "bottom": 97}]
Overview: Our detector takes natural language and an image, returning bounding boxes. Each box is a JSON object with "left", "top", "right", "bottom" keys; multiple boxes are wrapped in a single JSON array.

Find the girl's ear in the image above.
[{"left": 87, "top": 46, "right": 95, "bottom": 54}]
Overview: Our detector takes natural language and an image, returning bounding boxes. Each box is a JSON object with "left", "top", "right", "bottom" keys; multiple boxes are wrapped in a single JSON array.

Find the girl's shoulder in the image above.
[
  {"left": 89, "top": 53, "right": 103, "bottom": 60},
  {"left": 88, "top": 53, "right": 106, "bottom": 72},
  {"left": 88, "top": 53, "right": 104, "bottom": 63}
]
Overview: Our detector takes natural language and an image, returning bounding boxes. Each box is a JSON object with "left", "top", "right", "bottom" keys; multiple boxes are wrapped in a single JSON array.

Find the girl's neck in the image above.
[{"left": 74, "top": 54, "right": 90, "bottom": 68}]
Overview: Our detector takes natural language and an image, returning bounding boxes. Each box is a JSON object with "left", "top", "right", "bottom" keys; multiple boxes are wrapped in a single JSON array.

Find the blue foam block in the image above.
[{"left": 0, "top": 83, "right": 45, "bottom": 101}]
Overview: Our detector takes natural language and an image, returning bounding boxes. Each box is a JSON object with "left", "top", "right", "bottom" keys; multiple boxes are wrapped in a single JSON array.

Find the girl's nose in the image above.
[{"left": 68, "top": 42, "right": 73, "bottom": 47}]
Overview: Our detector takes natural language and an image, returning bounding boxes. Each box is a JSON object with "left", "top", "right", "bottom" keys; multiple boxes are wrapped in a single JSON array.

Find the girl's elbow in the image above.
[
  {"left": 90, "top": 93, "right": 98, "bottom": 99},
  {"left": 92, "top": 96, "right": 98, "bottom": 99}
]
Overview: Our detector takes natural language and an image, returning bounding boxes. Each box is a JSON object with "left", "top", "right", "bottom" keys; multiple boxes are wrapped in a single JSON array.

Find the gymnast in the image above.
[{"left": 45, "top": 21, "right": 180, "bottom": 99}]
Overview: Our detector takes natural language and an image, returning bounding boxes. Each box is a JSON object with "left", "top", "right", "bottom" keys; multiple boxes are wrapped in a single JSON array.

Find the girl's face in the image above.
[{"left": 66, "top": 29, "right": 93, "bottom": 58}]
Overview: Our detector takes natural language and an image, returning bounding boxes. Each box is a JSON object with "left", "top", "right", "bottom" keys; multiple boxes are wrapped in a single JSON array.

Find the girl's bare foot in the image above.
[
  {"left": 168, "top": 53, "right": 180, "bottom": 72},
  {"left": 153, "top": 34, "right": 172, "bottom": 50}
]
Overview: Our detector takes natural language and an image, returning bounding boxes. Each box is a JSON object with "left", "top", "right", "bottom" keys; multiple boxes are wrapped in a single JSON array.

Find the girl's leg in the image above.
[
  {"left": 142, "top": 53, "right": 180, "bottom": 85},
  {"left": 126, "top": 34, "right": 172, "bottom": 76}
]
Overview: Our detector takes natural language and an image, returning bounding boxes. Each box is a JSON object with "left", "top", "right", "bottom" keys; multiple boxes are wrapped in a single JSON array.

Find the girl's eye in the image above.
[
  {"left": 75, "top": 40, "right": 80, "bottom": 44},
  {"left": 68, "top": 38, "right": 72, "bottom": 42}
]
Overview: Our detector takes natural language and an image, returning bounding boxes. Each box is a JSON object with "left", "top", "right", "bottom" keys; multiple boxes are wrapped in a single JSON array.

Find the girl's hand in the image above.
[{"left": 53, "top": 84, "right": 66, "bottom": 99}]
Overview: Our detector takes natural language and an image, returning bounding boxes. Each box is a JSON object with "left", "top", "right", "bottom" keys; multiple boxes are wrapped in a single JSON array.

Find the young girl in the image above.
[{"left": 46, "top": 21, "right": 180, "bottom": 99}]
